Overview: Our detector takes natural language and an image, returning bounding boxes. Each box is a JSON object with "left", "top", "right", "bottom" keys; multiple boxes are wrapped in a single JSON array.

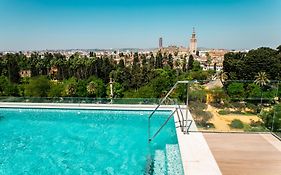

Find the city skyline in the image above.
[{"left": 0, "top": 0, "right": 281, "bottom": 51}]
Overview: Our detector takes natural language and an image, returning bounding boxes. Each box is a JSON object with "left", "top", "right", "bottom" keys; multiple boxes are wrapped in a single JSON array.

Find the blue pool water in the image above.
[{"left": 0, "top": 108, "right": 182, "bottom": 174}]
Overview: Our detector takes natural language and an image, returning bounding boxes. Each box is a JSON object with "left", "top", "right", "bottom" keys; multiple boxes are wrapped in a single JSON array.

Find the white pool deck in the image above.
[
  {"left": 0, "top": 102, "right": 222, "bottom": 175},
  {"left": 174, "top": 109, "right": 222, "bottom": 175}
]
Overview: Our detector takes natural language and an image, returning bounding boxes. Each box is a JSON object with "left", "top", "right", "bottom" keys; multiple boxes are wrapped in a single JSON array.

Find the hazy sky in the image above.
[{"left": 0, "top": 0, "right": 280, "bottom": 51}]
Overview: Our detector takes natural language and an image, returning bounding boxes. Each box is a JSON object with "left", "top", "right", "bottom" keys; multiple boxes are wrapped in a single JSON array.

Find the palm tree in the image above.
[
  {"left": 254, "top": 72, "right": 270, "bottom": 105},
  {"left": 87, "top": 81, "right": 96, "bottom": 97}
]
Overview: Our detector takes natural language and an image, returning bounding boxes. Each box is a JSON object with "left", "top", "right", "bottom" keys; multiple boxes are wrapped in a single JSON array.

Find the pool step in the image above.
[
  {"left": 153, "top": 150, "right": 166, "bottom": 175},
  {"left": 166, "top": 144, "right": 184, "bottom": 175}
]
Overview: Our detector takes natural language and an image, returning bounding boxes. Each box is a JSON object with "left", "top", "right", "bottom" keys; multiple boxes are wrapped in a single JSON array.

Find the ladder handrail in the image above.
[
  {"left": 148, "top": 80, "right": 199, "bottom": 119},
  {"left": 148, "top": 80, "right": 196, "bottom": 142},
  {"left": 149, "top": 109, "right": 177, "bottom": 142},
  {"left": 185, "top": 119, "right": 193, "bottom": 134},
  {"left": 167, "top": 97, "right": 185, "bottom": 132},
  {"left": 148, "top": 82, "right": 179, "bottom": 119}
]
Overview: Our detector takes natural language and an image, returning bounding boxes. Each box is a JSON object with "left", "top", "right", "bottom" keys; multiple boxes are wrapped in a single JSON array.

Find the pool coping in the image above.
[
  {"left": 0, "top": 102, "right": 177, "bottom": 111},
  {"left": 0, "top": 102, "right": 222, "bottom": 175},
  {"left": 173, "top": 109, "right": 222, "bottom": 175}
]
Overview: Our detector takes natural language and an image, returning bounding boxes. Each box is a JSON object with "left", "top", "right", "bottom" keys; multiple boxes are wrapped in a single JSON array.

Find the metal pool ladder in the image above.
[{"left": 148, "top": 81, "right": 194, "bottom": 143}]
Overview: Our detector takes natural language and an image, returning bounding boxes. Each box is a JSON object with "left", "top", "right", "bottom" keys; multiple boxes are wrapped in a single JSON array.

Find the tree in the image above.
[
  {"left": 131, "top": 53, "right": 142, "bottom": 90},
  {"left": 182, "top": 56, "right": 187, "bottom": 72},
  {"left": 132, "top": 52, "right": 140, "bottom": 68},
  {"left": 203, "top": 52, "right": 212, "bottom": 69},
  {"left": 260, "top": 104, "right": 281, "bottom": 131},
  {"left": 254, "top": 72, "right": 270, "bottom": 104},
  {"left": 196, "top": 50, "right": 200, "bottom": 57},
  {"left": 4, "top": 53, "right": 20, "bottom": 83},
  {"left": 0, "top": 76, "right": 18, "bottom": 96},
  {"left": 106, "top": 82, "right": 124, "bottom": 98},
  {"left": 50, "top": 53, "right": 67, "bottom": 80},
  {"left": 148, "top": 53, "right": 155, "bottom": 69},
  {"left": 62, "top": 77, "right": 78, "bottom": 97},
  {"left": 86, "top": 77, "right": 106, "bottom": 97},
  {"left": 100, "top": 57, "right": 114, "bottom": 83},
  {"left": 118, "top": 59, "right": 125, "bottom": 69},
  {"left": 155, "top": 52, "right": 163, "bottom": 68},
  {"left": 208, "top": 87, "right": 228, "bottom": 104},
  {"left": 89, "top": 52, "right": 94, "bottom": 57},
  {"left": 187, "top": 55, "right": 194, "bottom": 71},
  {"left": 254, "top": 72, "right": 270, "bottom": 87},
  {"left": 87, "top": 81, "right": 96, "bottom": 97},
  {"left": 206, "top": 53, "right": 212, "bottom": 70},
  {"left": 227, "top": 82, "right": 245, "bottom": 99},
  {"left": 214, "top": 63, "right": 217, "bottom": 72},
  {"left": 192, "top": 60, "right": 202, "bottom": 71},
  {"left": 168, "top": 53, "right": 174, "bottom": 69},
  {"left": 189, "top": 85, "right": 207, "bottom": 103},
  {"left": 76, "top": 80, "right": 87, "bottom": 97},
  {"left": 247, "top": 83, "right": 262, "bottom": 100},
  {"left": 25, "top": 76, "right": 50, "bottom": 97},
  {"left": 0, "top": 76, "right": 10, "bottom": 96},
  {"left": 223, "top": 48, "right": 280, "bottom": 80},
  {"left": 48, "top": 81, "right": 64, "bottom": 97}
]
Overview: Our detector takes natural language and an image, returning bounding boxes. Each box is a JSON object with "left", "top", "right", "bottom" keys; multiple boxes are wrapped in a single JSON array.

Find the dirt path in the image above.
[
  {"left": 207, "top": 105, "right": 231, "bottom": 131},
  {"left": 206, "top": 105, "right": 261, "bottom": 131}
]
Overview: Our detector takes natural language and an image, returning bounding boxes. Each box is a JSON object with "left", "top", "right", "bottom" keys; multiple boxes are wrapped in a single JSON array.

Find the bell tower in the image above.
[{"left": 189, "top": 27, "right": 197, "bottom": 54}]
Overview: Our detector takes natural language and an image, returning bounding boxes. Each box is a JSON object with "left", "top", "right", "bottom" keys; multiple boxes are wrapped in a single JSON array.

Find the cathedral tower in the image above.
[{"left": 189, "top": 28, "right": 197, "bottom": 54}]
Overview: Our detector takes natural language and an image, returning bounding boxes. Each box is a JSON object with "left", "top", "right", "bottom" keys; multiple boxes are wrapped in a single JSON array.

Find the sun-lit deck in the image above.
[{"left": 204, "top": 133, "right": 281, "bottom": 175}]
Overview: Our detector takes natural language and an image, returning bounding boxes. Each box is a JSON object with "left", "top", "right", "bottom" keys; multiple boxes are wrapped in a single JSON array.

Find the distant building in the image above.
[
  {"left": 159, "top": 37, "right": 163, "bottom": 49},
  {"left": 189, "top": 28, "right": 197, "bottom": 54},
  {"left": 208, "top": 49, "right": 229, "bottom": 59}
]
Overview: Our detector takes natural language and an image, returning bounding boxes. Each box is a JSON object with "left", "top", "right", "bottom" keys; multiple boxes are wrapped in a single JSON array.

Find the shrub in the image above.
[
  {"left": 208, "top": 87, "right": 228, "bottom": 104},
  {"left": 259, "top": 104, "right": 281, "bottom": 132},
  {"left": 231, "top": 111, "right": 252, "bottom": 115},
  {"left": 231, "top": 102, "right": 246, "bottom": 110},
  {"left": 192, "top": 110, "right": 213, "bottom": 127},
  {"left": 189, "top": 101, "right": 207, "bottom": 112},
  {"left": 25, "top": 76, "right": 50, "bottom": 97},
  {"left": 48, "top": 82, "right": 64, "bottom": 97},
  {"left": 247, "top": 126, "right": 267, "bottom": 132},
  {"left": 205, "top": 122, "right": 215, "bottom": 129},
  {"left": 210, "top": 102, "right": 230, "bottom": 109},
  {"left": 227, "top": 82, "right": 245, "bottom": 99},
  {"left": 249, "top": 119, "right": 263, "bottom": 127},
  {"left": 218, "top": 110, "right": 231, "bottom": 115},
  {"left": 230, "top": 119, "right": 244, "bottom": 129},
  {"left": 245, "top": 103, "right": 258, "bottom": 114}
]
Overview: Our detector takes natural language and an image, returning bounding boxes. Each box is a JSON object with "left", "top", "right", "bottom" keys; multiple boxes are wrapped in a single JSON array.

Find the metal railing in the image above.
[
  {"left": 0, "top": 97, "right": 160, "bottom": 105},
  {"left": 148, "top": 81, "right": 195, "bottom": 143},
  {"left": 149, "top": 109, "right": 177, "bottom": 142}
]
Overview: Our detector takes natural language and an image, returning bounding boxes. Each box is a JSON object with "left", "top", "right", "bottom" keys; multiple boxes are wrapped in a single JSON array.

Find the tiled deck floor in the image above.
[{"left": 204, "top": 133, "right": 281, "bottom": 175}]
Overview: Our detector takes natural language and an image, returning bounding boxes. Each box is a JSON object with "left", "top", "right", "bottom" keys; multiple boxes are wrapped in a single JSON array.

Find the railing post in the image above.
[
  {"left": 185, "top": 82, "right": 189, "bottom": 133},
  {"left": 272, "top": 80, "right": 279, "bottom": 132},
  {"left": 175, "top": 108, "right": 183, "bottom": 132}
]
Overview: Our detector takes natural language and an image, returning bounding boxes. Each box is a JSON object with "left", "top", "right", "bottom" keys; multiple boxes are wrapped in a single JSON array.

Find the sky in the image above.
[{"left": 0, "top": 0, "right": 280, "bottom": 51}]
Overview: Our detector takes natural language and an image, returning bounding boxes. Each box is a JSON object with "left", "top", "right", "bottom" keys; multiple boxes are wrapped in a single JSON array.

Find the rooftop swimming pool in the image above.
[{"left": 0, "top": 108, "right": 184, "bottom": 174}]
